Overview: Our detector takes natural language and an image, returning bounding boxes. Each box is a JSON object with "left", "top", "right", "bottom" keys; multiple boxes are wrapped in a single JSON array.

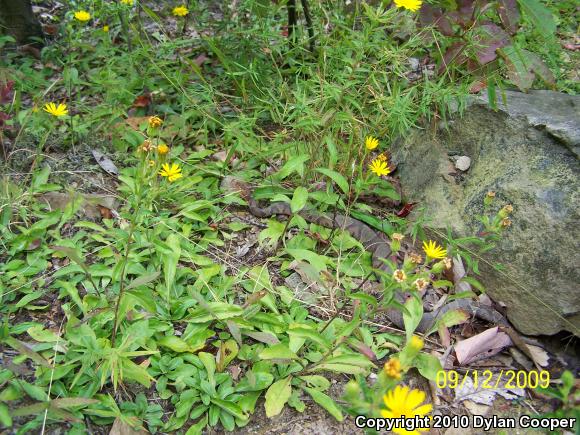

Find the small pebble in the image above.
[{"left": 455, "top": 155, "right": 471, "bottom": 171}]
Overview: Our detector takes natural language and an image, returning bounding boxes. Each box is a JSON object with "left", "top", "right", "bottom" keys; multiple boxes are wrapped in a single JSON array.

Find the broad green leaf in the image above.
[
  {"left": 3, "top": 337, "right": 51, "bottom": 368},
  {"left": 516, "top": 0, "right": 556, "bottom": 35},
  {"left": 265, "top": 376, "right": 292, "bottom": 417},
  {"left": 298, "top": 375, "right": 330, "bottom": 391},
  {"left": 403, "top": 295, "right": 424, "bottom": 342},
  {"left": 316, "top": 168, "right": 349, "bottom": 195},
  {"left": 126, "top": 271, "right": 160, "bottom": 291},
  {"left": 236, "top": 372, "right": 274, "bottom": 392},
  {"left": 258, "top": 344, "right": 299, "bottom": 360},
  {"left": 55, "top": 280, "right": 86, "bottom": 315},
  {"left": 163, "top": 234, "right": 181, "bottom": 299},
  {"left": 426, "top": 309, "right": 470, "bottom": 336},
  {"left": 199, "top": 352, "right": 216, "bottom": 387},
  {"left": 312, "top": 354, "right": 375, "bottom": 374},
  {"left": 185, "top": 415, "right": 208, "bottom": 435},
  {"left": 285, "top": 249, "right": 328, "bottom": 273},
  {"left": 0, "top": 403, "right": 12, "bottom": 427},
  {"left": 158, "top": 336, "right": 192, "bottom": 353},
  {"left": 27, "top": 326, "right": 60, "bottom": 343},
  {"left": 288, "top": 327, "right": 331, "bottom": 350},
  {"left": 51, "top": 397, "right": 99, "bottom": 408},
  {"left": 302, "top": 387, "right": 343, "bottom": 421},
  {"left": 291, "top": 186, "right": 309, "bottom": 214},
  {"left": 51, "top": 246, "right": 89, "bottom": 274},
  {"left": 210, "top": 398, "right": 248, "bottom": 421},
  {"left": 187, "top": 302, "right": 243, "bottom": 323},
  {"left": 275, "top": 154, "right": 309, "bottom": 180},
  {"left": 414, "top": 353, "right": 443, "bottom": 381}
]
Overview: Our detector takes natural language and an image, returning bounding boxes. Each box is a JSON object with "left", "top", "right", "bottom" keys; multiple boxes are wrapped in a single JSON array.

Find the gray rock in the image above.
[
  {"left": 455, "top": 156, "right": 471, "bottom": 172},
  {"left": 474, "top": 90, "right": 580, "bottom": 158},
  {"left": 392, "top": 91, "right": 580, "bottom": 336}
]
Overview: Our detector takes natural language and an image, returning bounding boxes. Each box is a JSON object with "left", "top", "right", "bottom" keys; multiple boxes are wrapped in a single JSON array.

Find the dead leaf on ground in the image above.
[
  {"left": 454, "top": 327, "right": 512, "bottom": 365},
  {"left": 92, "top": 150, "right": 119, "bottom": 176},
  {"left": 454, "top": 374, "right": 524, "bottom": 405},
  {"left": 109, "top": 417, "right": 148, "bottom": 435},
  {"left": 38, "top": 192, "right": 117, "bottom": 219}
]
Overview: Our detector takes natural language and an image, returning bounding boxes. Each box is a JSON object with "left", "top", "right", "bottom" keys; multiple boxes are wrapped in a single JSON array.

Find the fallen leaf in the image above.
[
  {"left": 109, "top": 417, "right": 148, "bottom": 435},
  {"left": 454, "top": 327, "right": 512, "bottom": 365},
  {"left": 454, "top": 374, "right": 524, "bottom": 405},
  {"left": 92, "top": 149, "right": 119, "bottom": 176}
]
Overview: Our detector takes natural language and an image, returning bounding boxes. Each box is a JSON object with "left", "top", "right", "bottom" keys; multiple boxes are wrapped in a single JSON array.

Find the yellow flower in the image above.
[
  {"left": 498, "top": 204, "right": 513, "bottom": 218},
  {"left": 369, "top": 158, "right": 391, "bottom": 177},
  {"left": 409, "top": 335, "right": 424, "bottom": 351},
  {"left": 414, "top": 278, "right": 429, "bottom": 291},
  {"left": 377, "top": 153, "right": 388, "bottom": 162},
  {"left": 74, "top": 11, "right": 91, "bottom": 22},
  {"left": 365, "top": 135, "right": 379, "bottom": 150},
  {"left": 394, "top": 0, "right": 423, "bottom": 12},
  {"left": 103, "top": 25, "right": 110, "bottom": 32},
  {"left": 43, "top": 102, "right": 68, "bottom": 117},
  {"left": 381, "top": 386, "right": 432, "bottom": 433},
  {"left": 423, "top": 240, "right": 447, "bottom": 259},
  {"left": 393, "top": 269, "right": 407, "bottom": 283},
  {"left": 486, "top": 191, "right": 496, "bottom": 199},
  {"left": 384, "top": 358, "right": 402, "bottom": 380},
  {"left": 157, "top": 143, "right": 170, "bottom": 155},
  {"left": 148, "top": 160, "right": 155, "bottom": 167},
  {"left": 173, "top": 5, "right": 189, "bottom": 17},
  {"left": 148, "top": 116, "right": 163, "bottom": 128},
  {"left": 159, "top": 163, "right": 183, "bottom": 182},
  {"left": 120, "top": 0, "right": 134, "bottom": 5}
]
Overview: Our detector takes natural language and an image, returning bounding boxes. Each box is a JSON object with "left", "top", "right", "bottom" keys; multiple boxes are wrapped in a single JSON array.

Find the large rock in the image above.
[{"left": 392, "top": 90, "right": 580, "bottom": 336}]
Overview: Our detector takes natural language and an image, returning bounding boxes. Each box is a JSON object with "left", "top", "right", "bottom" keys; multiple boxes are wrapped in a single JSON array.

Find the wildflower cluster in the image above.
[
  {"left": 137, "top": 116, "right": 182, "bottom": 182},
  {"left": 481, "top": 192, "right": 515, "bottom": 236},
  {"left": 343, "top": 335, "right": 434, "bottom": 427}
]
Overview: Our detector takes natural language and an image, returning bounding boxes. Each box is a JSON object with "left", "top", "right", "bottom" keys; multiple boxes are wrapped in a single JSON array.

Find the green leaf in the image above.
[
  {"left": 316, "top": 168, "right": 349, "bottom": 195},
  {"left": 55, "top": 280, "right": 86, "bottom": 315},
  {"left": 291, "top": 186, "right": 309, "bottom": 214},
  {"left": 288, "top": 327, "right": 331, "bottom": 350},
  {"left": 264, "top": 376, "right": 292, "bottom": 417},
  {"left": 163, "top": 234, "right": 181, "bottom": 299},
  {"left": 298, "top": 375, "right": 331, "bottom": 391},
  {"left": 311, "top": 354, "right": 375, "bottom": 374},
  {"left": 158, "top": 336, "right": 192, "bottom": 353},
  {"left": 0, "top": 403, "right": 12, "bottom": 427},
  {"left": 516, "top": 0, "right": 556, "bottom": 35},
  {"left": 27, "top": 326, "right": 60, "bottom": 343},
  {"left": 3, "top": 337, "right": 51, "bottom": 368},
  {"left": 126, "top": 271, "right": 160, "bottom": 291},
  {"left": 403, "top": 295, "right": 423, "bottom": 342},
  {"left": 210, "top": 398, "right": 248, "bottom": 421},
  {"left": 51, "top": 246, "right": 89, "bottom": 275},
  {"left": 426, "top": 309, "right": 470, "bottom": 336},
  {"left": 275, "top": 155, "right": 309, "bottom": 180},
  {"left": 185, "top": 415, "right": 208, "bottom": 435},
  {"left": 302, "top": 387, "right": 343, "bottom": 422},
  {"left": 199, "top": 352, "right": 216, "bottom": 387},
  {"left": 258, "top": 344, "right": 299, "bottom": 360},
  {"left": 187, "top": 302, "right": 244, "bottom": 323},
  {"left": 414, "top": 353, "right": 443, "bottom": 381}
]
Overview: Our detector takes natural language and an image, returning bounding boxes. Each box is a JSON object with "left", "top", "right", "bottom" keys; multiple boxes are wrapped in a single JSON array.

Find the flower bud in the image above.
[
  {"left": 498, "top": 204, "right": 513, "bottom": 219},
  {"left": 484, "top": 191, "right": 495, "bottom": 207}
]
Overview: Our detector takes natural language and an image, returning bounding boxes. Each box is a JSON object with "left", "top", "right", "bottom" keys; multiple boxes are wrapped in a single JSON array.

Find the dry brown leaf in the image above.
[
  {"left": 92, "top": 150, "right": 119, "bottom": 176},
  {"left": 109, "top": 417, "right": 148, "bottom": 435},
  {"left": 454, "top": 327, "right": 512, "bottom": 365}
]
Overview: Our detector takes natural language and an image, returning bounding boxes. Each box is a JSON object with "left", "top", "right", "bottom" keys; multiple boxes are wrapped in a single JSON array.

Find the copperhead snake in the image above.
[{"left": 225, "top": 177, "right": 507, "bottom": 333}]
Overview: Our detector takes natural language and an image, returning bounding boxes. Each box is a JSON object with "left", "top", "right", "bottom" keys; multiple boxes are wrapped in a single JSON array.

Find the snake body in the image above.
[{"left": 247, "top": 196, "right": 507, "bottom": 333}]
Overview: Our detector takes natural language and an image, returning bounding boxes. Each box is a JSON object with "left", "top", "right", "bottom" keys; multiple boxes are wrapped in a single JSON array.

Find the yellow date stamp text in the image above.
[{"left": 436, "top": 370, "right": 550, "bottom": 390}]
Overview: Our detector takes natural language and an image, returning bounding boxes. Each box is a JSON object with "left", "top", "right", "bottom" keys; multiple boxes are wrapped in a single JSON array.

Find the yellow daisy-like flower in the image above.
[
  {"left": 173, "top": 5, "right": 189, "bottom": 17},
  {"left": 159, "top": 163, "right": 183, "bottom": 182},
  {"left": 394, "top": 0, "right": 423, "bottom": 12},
  {"left": 381, "top": 386, "right": 432, "bottom": 434},
  {"left": 157, "top": 143, "right": 170, "bottom": 155},
  {"left": 43, "top": 102, "right": 68, "bottom": 117},
  {"left": 409, "top": 335, "right": 424, "bottom": 351},
  {"left": 423, "top": 240, "right": 447, "bottom": 259},
  {"left": 393, "top": 269, "right": 407, "bottom": 283},
  {"left": 103, "top": 25, "right": 110, "bottom": 32},
  {"left": 369, "top": 158, "right": 391, "bottom": 177},
  {"left": 383, "top": 358, "right": 402, "bottom": 380},
  {"left": 148, "top": 116, "right": 163, "bottom": 128},
  {"left": 120, "top": 0, "right": 134, "bottom": 5},
  {"left": 365, "top": 135, "right": 379, "bottom": 150},
  {"left": 74, "top": 11, "right": 91, "bottom": 22}
]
